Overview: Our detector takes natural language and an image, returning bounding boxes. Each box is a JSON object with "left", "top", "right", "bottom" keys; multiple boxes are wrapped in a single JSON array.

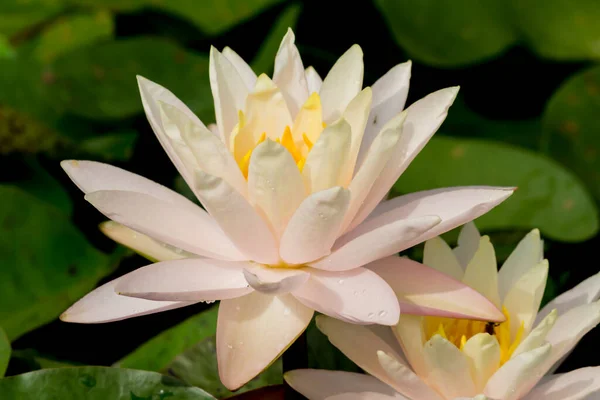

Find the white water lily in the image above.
[
  {"left": 286, "top": 223, "right": 600, "bottom": 399},
  {"left": 60, "top": 29, "right": 513, "bottom": 389}
]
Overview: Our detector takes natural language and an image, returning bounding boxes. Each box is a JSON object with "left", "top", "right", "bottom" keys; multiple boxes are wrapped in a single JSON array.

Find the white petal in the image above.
[
  {"left": 524, "top": 367, "right": 600, "bottom": 400},
  {"left": 342, "top": 112, "right": 406, "bottom": 233},
  {"left": 248, "top": 140, "right": 306, "bottom": 237},
  {"left": 498, "top": 229, "right": 543, "bottom": 301},
  {"left": 320, "top": 45, "right": 364, "bottom": 123},
  {"left": 353, "top": 186, "right": 514, "bottom": 251},
  {"left": 209, "top": 47, "right": 249, "bottom": 145},
  {"left": 243, "top": 265, "right": 309, "bottom": 295},
  {"left": 378, "top": 351, "right": 445, "bottom": 400},
  {"left": 342, "top": 88, "right": 373, "bottom": 183},
  {"left": 217, "top": 292, "right": 313, "bottom": 390},
  {"left": 350, "top": 87, "right": 460, "bottom": 228},
  {"left": 100, "top": 222, "right": 189, "bottom": 262},
  {"left": 423, "top": 236, "right": 464, "bottom": 280},
  {"left": 137, "top": 76, "right": 204, "bottom": 187},
  {"left": 310, "top": 216, "right": 441, "bottom": 272},
  {"left": 115, "top": 259, "right": 251, "bottom": 301},
  {"left": 60, "top": 277, "right": 193, "bottom": 323},
  {"left": 85, "top": 190, "right": 246, "bottom": 260},
  {"left": 513, "top": 309, "right": 558, "bottom": 357},
  {"left": 222, "top": 46, "right": 257, "bottom": 91},
  {"left": 462, "top": 333, "right": 501, "bottom": 392},
  {"left": 194, "top": 171, "right": 279, "bottom": 264},
  {"left": 462, "top": 236, "right": 501, "bottom": 307},
  {"left": 369, "top": 256, "right": 505, "bottom": 322},
  {"left": 302, "top": 118, "right": 352, "bottom": 193},
  {"left": 537, "top": 271, "right": 600, "bottom": 324},
  {"left": 61, "top": 160, "right": 196, "bottom": 212},
  {"left": 484, "top": 344, "right": 551, "bottom": 400},
  {"left": 356, "top": 61, "right": 412, "bottom": 169},
  {"left": 280, "top": 187, "right": 350, "bottom": 264},
  {"left": 273, "top": 28, "right": 309, "bottom": 116},
  {"left": 503, "top": 260, "right": 548, "bottom": 336},
  {"left": 315, "top": 315, "right": 408, "bottom": 391},
  {"left": 422, "top": 335, "right": 477, "bottom": 398},
  {"left": 285, "top": 369, "right": 407, "bottom": 400},
  {"left": 159, "top": 101, "right": 247, "bottom": 197},
  {"left": 453, "top": 222, "right": 481, "bottom": 268},
  {"left": 305, "top": 66, "right": 323, "bottom": 94},
  {"left": 294, "top": 267, "right": 399, "bottom": 325}
]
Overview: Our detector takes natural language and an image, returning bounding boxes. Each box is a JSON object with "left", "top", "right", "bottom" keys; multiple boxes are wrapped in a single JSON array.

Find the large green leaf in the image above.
[
  {"left": 51, "top": 37, "right": 212, "bottom": 120},
  {"left": 542, "top": 65, "right": 600, "bottom": 201},
  {"left": 0, "top": 367, "right": 215, "bottom": 399},
  {"left": 0, "top": 0, "right": 64, "bottom": 37},
  {"left": 306, "top": 319, "right": 359, "bottom": 373},
  {"left": 374, "top": 0, "right": 516, "bottom": 67},
  {"left": 77, "top": 130, "right": 138, "bottom": 161},
  {"left": 250, "top": 4, "right": 301, "bottom": 75},
  {"left": 116, "top": 306, "right": 219, "bottom": 371},
  {"left": 0, "top": 327, "right": 10, "bottom": 377},
  {"left": 32, "top": 11, "right": 114, "bottom": 63},
  {"left": 393, "top": 136, "right": 599, "bottom": 242},
  {"left": 0, "top": 185, "right": 117, "bottom": 340}
]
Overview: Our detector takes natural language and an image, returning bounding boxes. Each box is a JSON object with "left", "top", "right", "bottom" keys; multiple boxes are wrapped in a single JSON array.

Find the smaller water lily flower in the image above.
[
  {"left": 59, "top": 29, "right": 513, "bottom": 390},
  {"left": 286, "top": 223, "right": 600, "bottom": 400}
]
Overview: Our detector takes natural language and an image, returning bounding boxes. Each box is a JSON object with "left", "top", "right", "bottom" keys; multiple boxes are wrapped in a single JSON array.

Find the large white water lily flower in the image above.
[
  {"left": 286, "top": 223, "right": 600, "bottom": 400},
  {"left": 60, "top": 29, "right": 513, "bottom": 389}
]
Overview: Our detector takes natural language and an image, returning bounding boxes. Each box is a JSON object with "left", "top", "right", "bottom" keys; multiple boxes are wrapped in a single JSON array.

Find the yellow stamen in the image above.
[
  {"left": 239, "top": 132, "right": 266, "bottom": 178},
  {"left": 302, "top": 133, "right": 314, "bottom": 151}
]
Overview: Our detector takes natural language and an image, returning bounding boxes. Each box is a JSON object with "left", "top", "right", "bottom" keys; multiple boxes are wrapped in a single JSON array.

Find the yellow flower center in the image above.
[
  {"left": 230, "top": 83, "right": 326, "bottom": 179},
  {"left": 424, "top": 307, "right": 525, "bottom": 365}
]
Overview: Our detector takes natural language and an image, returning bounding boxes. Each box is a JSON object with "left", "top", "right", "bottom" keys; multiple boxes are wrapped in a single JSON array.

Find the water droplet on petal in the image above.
[
  {"left": 227, "top": 344, "right": 233, "bottom": 349},
  {"left": 378, "top": 310, "right": 387, "bottom": 318},
  {"left": 353, "top": 290, "right": 359, "bottom": 296},
  {"left": 338, "top": 279, "right": 344, "bottom": 284},
  {"left": 283, "top": 307, "right": 291, "bottom": 316},
  {"left": 367, "top": 312, "right": 375, "bottom": 319},
  {"left": 235, "top": 305, "right": 241, "bottom": 311}
]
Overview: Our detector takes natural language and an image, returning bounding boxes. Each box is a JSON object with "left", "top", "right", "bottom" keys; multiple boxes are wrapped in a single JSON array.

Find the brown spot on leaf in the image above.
[
  {"left": 559, "top": 121, "right": 579, "bottom": 137},
  {"left": 563, "top": 199, "right": 574, "bottom": 210},
  {"left": 451, "top": 145, "right": 465, "bottom": 159}
]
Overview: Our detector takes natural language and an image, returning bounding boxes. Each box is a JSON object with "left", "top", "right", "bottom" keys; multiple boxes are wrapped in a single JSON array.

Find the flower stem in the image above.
[{"left": 283, "top": 330, "right": 308, "bottom": 400}]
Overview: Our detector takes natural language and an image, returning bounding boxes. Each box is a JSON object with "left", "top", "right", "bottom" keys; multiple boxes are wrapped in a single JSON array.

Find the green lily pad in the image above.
[
  {"left": 0, "top": 0, "right": 64, "bottom": 37},
  {"left": 541, "top": 65, "right": 600, "bottom": 202},
  {"left": 0, "top": 185, "right": 117, "bottom": 340},
  {"left": 50, "top": 37, "right": 212, "bottom": 121},
  {"left": 0, "top": 367, "right": 215, "bottom": 399},
  {"left": 394, "top": 136, "right": 599, "bottom": 242},
  {"left": 250, "top": 4, "right": 301, "bottom": 75},
  {"left": 78, "top": 130, "right": 138, "bottom": 161},
  {"left": 374, "top": 0, "right": 516, "bottom": 67},
  {"left": 33, "top": 11, "right": 114, "bottom": 63},
  {"left": 0, "top": 327, "right": 10, "bottom": 377}
]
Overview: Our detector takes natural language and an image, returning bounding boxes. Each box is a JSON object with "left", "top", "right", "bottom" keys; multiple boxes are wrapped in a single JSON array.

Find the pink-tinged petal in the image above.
[
  {"left": 349, "top": 87, "right": 460, "bottom": 229},
  {"left": 61, "top": 160, "right": 196, "bottom": 212},
  {"left": 369, "top": 256, "right": 505, "bottom": 322},
  {"left": 280, "top": 187, "right": 350, "bottom": 265},
  {"left": 310, "top": 216, "right": 441, "bottom": 272},
  {"left": 100, "top": 222, "right": 190, "bottom": 262},
  {"left": 498, "top": 229, "right": 544, "bottom": 301},
  {"left": 207, "top": 123, "right": 220, "bottom": 136},
  {"left": 305, "top": 66, "right": 322, "bottom": 94},
  {"left": 393, "top": 315, "right": 428, "bottom": 377},
  {"left": 453, "top": 221, "right": 481, "bottom": 268},
  {"left": 484, "top": 344, "right": 551, "bottom": 400},
  {"left": 285, "top": 369, "right": 407, "bottom": 400},
  {"left": 422, "top": 335, "right": 477, "bottom": 399},
  {"left": 315, "top": 316, "right": 412, "bottom": 394},
  {"left": 537, "top": 271, "right": 600, "bottom": 324},
  {"left": 243, "top": 265, "right": 309, "bottom": 295},
  {"left": 377, "top": 351, "right": 445, "bottom": 400},
  {"left": 273, "top": 28, "right": 309, "bottom": 116},
  {"left": 115, "top": 259, "right": 251, "bottom": 301},
  {"left": 85, "top": 190, "right": 246, "bottom": 260},
  {"left": 217, "top": 292, "right": 313, "bottom": 390},
  {"left": 60, "top": 277, "right": 194, "bottom": 323},
  {"left": 159, "top": 102, "right": 247, "bottom": 197},
  {"left": 209, "top": 47, "right": 249, "bottom": 145},
  {"left": 293, "top": 268, "right": 399, "bottom": 325},
  {"left": 222, "top": 46, "right": 257, "bottom": 91},
  {"left": 352, "top": 186, "right": 515, "bottom": 251},
  {"left": 356, "top": 61, "right": 412, "bottom": 170},
  {"left": 194, "top": 171, "right": 280, "bottom": 264},
  {"left": 523, "top": 367, "right": 600, "bottom": 400},
  {"left": 319, "top": 45, "right": 364, "bottom": 123},
  {"left": 137, "top": 76, "right": 204, "bottom": 188},
  {"left": 248, "top": 140, "right": 306, "bottom": 238},
  {"left": 543, "top": 301, "right": 600, "bottom": 371}
]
